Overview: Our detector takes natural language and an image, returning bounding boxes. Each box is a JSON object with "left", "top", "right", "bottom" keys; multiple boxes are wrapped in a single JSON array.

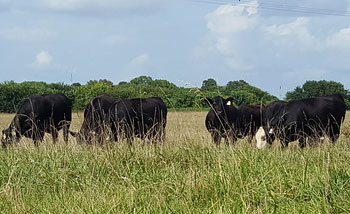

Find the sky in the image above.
[{"left": 1, "top": 0, "right": 350, "bottom": 98}]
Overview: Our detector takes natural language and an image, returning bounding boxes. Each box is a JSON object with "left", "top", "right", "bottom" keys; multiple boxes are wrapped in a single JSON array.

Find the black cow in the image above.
[
  {"left": 205, "top": 96, "right": 239, "bottom": 145},
  {"left": 69, "top": 94, "right": 118, "bottom": 144},
  {"left": 255, "top": 100, "right": 287, "bottom": 148},
  {"left": 1, "top": 93, "right": 72, "bottom": 148},
  {"left": 256, "top": 94, "right": 346, "bottom": 149},
  {"left": 108, "top": 97, "right": 167, "bottom": 143},
  {"left": 205, "top": 96, "right": 264, "bottom": 145},
  {"left": 237, "top": 104, "right": 264, "bottom": 143}
]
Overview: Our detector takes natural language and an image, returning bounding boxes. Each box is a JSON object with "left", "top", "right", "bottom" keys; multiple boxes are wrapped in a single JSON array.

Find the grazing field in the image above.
[{"left": 1, "top": 111, "right": 350, "bottom": 213}]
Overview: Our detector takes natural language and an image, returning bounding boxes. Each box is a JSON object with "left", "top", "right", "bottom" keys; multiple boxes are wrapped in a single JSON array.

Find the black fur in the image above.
[{"left": 1, "top": 93, "right": 72, "bottom": 147}]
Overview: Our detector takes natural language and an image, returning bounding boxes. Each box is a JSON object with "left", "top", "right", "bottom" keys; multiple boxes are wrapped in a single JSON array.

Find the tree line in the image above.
[{"left": 0, "top": 76, "right": 348, "bottom": 113}]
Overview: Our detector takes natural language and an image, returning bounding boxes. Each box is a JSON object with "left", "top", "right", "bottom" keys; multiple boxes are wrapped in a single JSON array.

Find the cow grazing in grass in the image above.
[
  {"left": 256, "top": 94, "right": 346, "bottom": 149},
  {"left": 1, "top": 93, "right": 72, "bottom": 148},
  {"left": 69, "top": 94, "right": 118, "bottom": 144},
  {"left": 108, "top": 97, "right": 167, "bottom": 143}
]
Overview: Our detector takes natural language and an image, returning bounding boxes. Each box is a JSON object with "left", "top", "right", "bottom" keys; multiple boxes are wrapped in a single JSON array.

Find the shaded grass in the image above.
[{"left": 0, "top": 112, "right": 350, "bottom": 213}]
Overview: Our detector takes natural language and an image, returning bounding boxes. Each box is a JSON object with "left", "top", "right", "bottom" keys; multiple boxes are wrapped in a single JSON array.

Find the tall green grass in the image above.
[{"left": 0, "top": 112, "right": 350, "bottom": 213}]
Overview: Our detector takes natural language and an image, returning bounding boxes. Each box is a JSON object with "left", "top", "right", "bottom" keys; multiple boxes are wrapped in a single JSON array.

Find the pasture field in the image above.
[{"left": 0, "top": 111, "right": 350, "bottom": 213}]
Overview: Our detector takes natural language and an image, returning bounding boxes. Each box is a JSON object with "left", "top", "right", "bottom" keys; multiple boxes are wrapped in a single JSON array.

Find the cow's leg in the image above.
[
  {"left": 32, "top": 122, "right": 45, "bottom": 146},
  {"left": 156, "top": 127, "right": 166, "bottom": 144},
  {"left": 329, "top": 125, "right": 340, "bottom": 144},
  {"left": 298, "top": 138, "right": 306, "bottom": 149},
  {"left": 33, "top": 130, "right": 44, "bottom": 147},
  {"left": 110, "top": 124, "right": 118, "bottom": 142},
  {"left": 225, "top": 131, "right": 236, "bottom": 146},
  {"left": 151, "top": 125, "right": 165, "bottom": 144},
  {"left": 96, "top": 128, "right": 104, "bottom": 145},
  {"left": 124, "top": 127, "right": 134, "bottom": 145},
  {"left": 247, "top": 134, "right": 253, "bottom": 145},
  {"left": 63, "top": 123, "right": 69, "bottom": 144},
  {"left": 224, "top": 137, "right": 229, "bottom": 146},
  {"left": 51, "top": 128, "right": 58, "bottom": 144},
  {"left": 15, "top": 132, "right": 21, "bottom": 143},
  {"left": 211, "top": 131, "right": 221, "bottom": 145},
  {"left": 126, "top": 135, "right": 134, "bottom": 145},
  {"left": 150, "top": 127, "right": 158, "bottom": 144}
]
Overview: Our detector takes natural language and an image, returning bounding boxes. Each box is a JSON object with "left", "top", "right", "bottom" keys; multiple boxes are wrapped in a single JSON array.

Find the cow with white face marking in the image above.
[
  {"left": 205, "top": 96, "right": 239, "bottom": 145},
  {"left": 255, "top": 94, "right": 346, "bottom": 149},
  {"left": 255, "top": 100, "right": 287, "bottom": 149}
]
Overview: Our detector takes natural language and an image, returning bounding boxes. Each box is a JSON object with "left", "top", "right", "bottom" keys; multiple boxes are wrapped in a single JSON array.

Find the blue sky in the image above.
[{"left": 1, "top": 0, "right": 350, "bottom": 97}]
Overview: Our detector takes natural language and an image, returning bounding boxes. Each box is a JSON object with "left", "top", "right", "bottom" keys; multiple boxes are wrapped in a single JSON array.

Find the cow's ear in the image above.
[
  {"left": 204, "top": 98, "right": 213, "bottom": 105},
  {"left": 226, "top": 97, "right": 234, "bottom": 106}
]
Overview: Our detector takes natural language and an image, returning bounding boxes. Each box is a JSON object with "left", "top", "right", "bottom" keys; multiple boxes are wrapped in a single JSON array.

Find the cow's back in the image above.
[
  {"left": 42, "top": 93, "right": 72, "bottom": 125},
  {"left": 131, "top": 97, "right": 167, "bottom": 122},
  {"left": 284, "top": 94, "right": 345, "bottom": 128},
  {"left": 13, "top": 93, "right": 72, "bottom": 136},
  {"left": 85, "top": 94, "right": 117, "bottom": 121},
  {"left": 109, "top": 97, "right": 167, "bottom": 141},
  {"left": 238, "top": 104, "right": 263, "bottom": 135}
]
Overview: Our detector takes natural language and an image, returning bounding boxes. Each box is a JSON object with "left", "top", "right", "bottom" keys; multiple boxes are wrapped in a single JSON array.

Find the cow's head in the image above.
[
  {"left": 206, "top": 96, "right": 234, "bottom": 115},
  {"left": 1, "top": 127, "right": 16, "bottom": 148},
  {"left": 263, "top": 101, "right": 287, "bottom": 136},
  {"left": 255, "top": 126, "right": 274, "bottom": 149},
  {"left": 255, "top": 126, "right": 268, "bottom": 149}
]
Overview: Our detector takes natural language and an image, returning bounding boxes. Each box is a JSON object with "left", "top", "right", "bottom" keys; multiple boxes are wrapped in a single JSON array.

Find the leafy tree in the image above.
[
  {"left": 286, "top": 80, "right": 347, "bottom": 100},
  {"left": 151, "top": 79, "right": 177, "bottom": 89},
  {"left": 118, "top": 81, "right": 128, "bottom": 85},
  {"left": 285, "top": 86, "right": 304, "bottom": 100},
  {"left": 0, "top": 76, "right": 279, "bottom": 112},
  {"left": 201, "top": 78, "right": 217, "bottom": 91},
  {"left": 230, "top": 90, "right": 258, "bottom": 106},
  {"left": 225, "top": 80, "right": 248, "bottom": 92},
  {"left": 87, "top": 79, "right": 113, "bottom": 86},
  {"left": 71, "top": 82, "right": 82, "bottom": 87},
  {"left": 130, "top": 76, "right": 153, "bottom": 85}
]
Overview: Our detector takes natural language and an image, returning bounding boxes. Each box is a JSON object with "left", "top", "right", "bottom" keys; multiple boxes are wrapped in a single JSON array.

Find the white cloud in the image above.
[
  {"left": 0, "top": 27, "right": 55, "bottom": 41},
  {"left": 200, "top": 1, "right": 350, "bottom": 74},
  {"left": 201, "top": 2, "right": 259, "bottom": 71},
  {"left": 130, "top": 53, "right": 149, "bottom": 65},
  {"left": 32, "top": 50, "right": 53, "bottom": 68},
  {"left": 206, "top": 2, "right": 258, "bottom": 36},
  {"left": 196, "top": 0, "right": 350, "bottom": 95},
  {"left": 326, "top": 27, "right": 350, "bottom": 49},
  {"left": 264, "top": 17, "right": 318, "bottom": 48}
]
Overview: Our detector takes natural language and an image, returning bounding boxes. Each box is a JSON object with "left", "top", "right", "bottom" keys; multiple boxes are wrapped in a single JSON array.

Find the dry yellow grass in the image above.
[
  {"left": 1, "top": 111, "right": 350, "bottom": 213},
  {"left": 1, "top": 111, "right": 350, "bottom": 147}
]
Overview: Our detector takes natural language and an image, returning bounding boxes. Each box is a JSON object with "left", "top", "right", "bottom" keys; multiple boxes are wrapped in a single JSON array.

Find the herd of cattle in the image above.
[{"left": 1, "top": 93, "right": 346, "bottom": 149}]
